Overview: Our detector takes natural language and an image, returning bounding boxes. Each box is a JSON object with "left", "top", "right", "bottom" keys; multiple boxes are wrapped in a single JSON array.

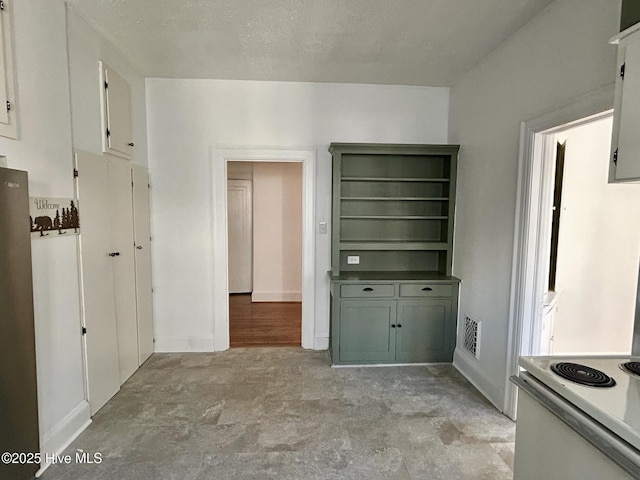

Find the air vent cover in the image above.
[{"left": 463, "top": 315, "right": 481, "bottom": 359}]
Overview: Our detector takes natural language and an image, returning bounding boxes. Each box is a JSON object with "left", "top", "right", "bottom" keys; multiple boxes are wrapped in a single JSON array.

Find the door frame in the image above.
[
  {"left": 503, "top": 86, "right": 614, "bottom": 419},
  {"left": 211, "top": 146, "right": 316, "bottom": 351}
]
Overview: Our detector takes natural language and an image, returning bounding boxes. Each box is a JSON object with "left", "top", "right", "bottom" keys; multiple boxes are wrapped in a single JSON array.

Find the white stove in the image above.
[
  {"left": 513, "top": 356, "right": 640, "bottom": 480},
  {"left": 519, "top": 356, "right": 640, "bottom": 450}
]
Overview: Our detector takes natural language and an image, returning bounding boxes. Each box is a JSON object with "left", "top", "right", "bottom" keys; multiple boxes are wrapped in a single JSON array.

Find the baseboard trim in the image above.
[
  {"left": 453, "top": 347, "right": 504, "bottom": 412},
  {"left": 251, "top": 291, "right": 302, "bottom": 302},
  {"left": 154, "top": 336, "right": 215, "bottom": 352},
  {"left": 313, "top": 336, "right": 329, "bottom": 350},
  {"left": 36, "top": 400, "right": 91, "bottom": 477},
  {"left": 332, "top": 362, "right": 451, "bottom": 368}
]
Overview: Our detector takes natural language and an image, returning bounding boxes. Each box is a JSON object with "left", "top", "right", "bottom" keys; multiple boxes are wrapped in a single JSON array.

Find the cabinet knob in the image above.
[
  {"left": 363, "top": 287, "right": 374, "bottom": 292},
  {"left": 136, "top": 246, "right": 143, "bottom": 250},
  {"left": 421, "top": 287, "right": 433, "bottom": 291},
  {"left": 128, "top": 142, "right": 135, "bottom": 147},
  {"left": 391, "top": 324, "right": 396, "bottom": 328},
  {"left": 108, "top": 252, "right": 120, "bottom": 257},
  {"left": 397, "top": 324, "right": 402, "bottom": 328}
]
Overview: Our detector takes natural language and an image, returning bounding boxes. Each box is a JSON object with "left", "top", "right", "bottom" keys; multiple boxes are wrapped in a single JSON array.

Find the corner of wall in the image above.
[
  {"left": 38, "top": 400, "right": 91, "bottom": 476},
  {"left": 453, "top": 347, "right": 504, "bottom": 412}
]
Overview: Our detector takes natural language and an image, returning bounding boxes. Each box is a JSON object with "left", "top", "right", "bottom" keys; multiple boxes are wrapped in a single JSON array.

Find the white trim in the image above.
[
  {"left": 610, "top": 23, "right": 640, "bottom": 45},
  {"left": 212, "top": 146, "right": 316, "bottom": 351},
  {"left": 36, "top": 401, "right": 91, "bottom": 477},
  {"left": 251, "top": 291, "right": 302, "bottom": 302},
  {"left": 314, "top": 336, "right": 329, "bottom": 350},
  {"left": 454, "top": 347, "right": 504, "bottom": 412},
  {"left": 154, "top": 336, "right": 215, "bottom": 352},
  {"left": 504, "top": 85, "right": 615, "bottom": 419}
]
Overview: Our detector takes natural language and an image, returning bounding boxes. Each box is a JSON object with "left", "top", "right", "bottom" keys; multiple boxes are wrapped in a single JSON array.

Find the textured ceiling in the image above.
[{"left": 67, "top": 0, "right": 555, "bottom": 86}]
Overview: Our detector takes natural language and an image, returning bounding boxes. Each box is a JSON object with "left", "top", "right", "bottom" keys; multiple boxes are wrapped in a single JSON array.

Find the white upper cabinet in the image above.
[
  {"left": 100, "top": 62, "right": 133, "bottom": 159},
  {"left": 610, "top": 25, "right": 640, "bottom": 182},
  {"left": 0, "top": 0, "right": 17, "bottom": 139}
]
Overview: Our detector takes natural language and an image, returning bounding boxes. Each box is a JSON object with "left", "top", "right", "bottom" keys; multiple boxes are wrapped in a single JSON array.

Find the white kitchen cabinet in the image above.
[
  {"left": 100, "top": 62, "right": 134, "bottom": 159},
  {"left": 609, "top": 25, "right": 640, "bottom": 182},
  {"left": 132, "top": 165, "right": 154, "bottom": 365},
  {"left": 76, "top": 151, "right": 154, "bottom": 414},
  {"left": 75, "top": 150, "right": 120, "bottom": 416},
  {"left": 0, "top": 0, "right": 17, "bottom": 139},
  {"left": 108, "top": 157, "right": 139, "bottom": 384}
]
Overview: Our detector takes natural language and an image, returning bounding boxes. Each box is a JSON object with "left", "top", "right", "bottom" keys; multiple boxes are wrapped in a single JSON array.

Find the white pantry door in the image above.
[
  {"left": 75, "top": 151, "right": 120, "bottom": 416},
  {"left": 132, "top": 165, "right": 154, "bottom": 365},
  {"left": 227, "top": 180, "right": 253, "bottom": 293},
  {"left": 108, "top": 157, "right": 138, "bottom": 384}
]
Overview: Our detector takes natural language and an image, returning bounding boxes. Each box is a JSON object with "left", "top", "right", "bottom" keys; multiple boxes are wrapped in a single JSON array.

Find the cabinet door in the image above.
[
  {"left": 132, "top": 165, "right": 154, "bottom": 365},
  {"left": 612, "top": 38, "right": 640, "bottom": 181},
  {"left": 75, "top": 151, "right": 120, "bottom": 415},
  {"left": 339, "top": 300, "right": 396, "bottom": 363},
  {"left": 396, "top": 299, "right": 453, "bottom": 362},
  {"left": 101, "top": 62, "right": 133, "bottom": 159},
  {"left": 108, "top": 157, "right": 138, "bottom": 384}
]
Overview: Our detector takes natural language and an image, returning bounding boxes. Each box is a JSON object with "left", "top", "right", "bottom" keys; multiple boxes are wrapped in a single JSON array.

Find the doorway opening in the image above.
[
  {"left": 227, "top": 161, "right": 303, "bottom": 347},
  {"left": 504, "top": 86, "right": 640, "bottom": 418},
  {"left": 536, "top": 114, "right": 640, "bottom": 356},
  {"left": 211, "top": 147, "right": 316, "bottom": 352}
]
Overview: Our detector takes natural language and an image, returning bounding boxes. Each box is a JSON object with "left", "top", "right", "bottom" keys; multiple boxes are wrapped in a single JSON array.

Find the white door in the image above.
[
  {"left": 132, "top": 165, "right": 154, "bottom": 364},
  {"left": 108, "top": 157, "right": 139, "bottom": 384},
  {"left": 75, "top": 150, "right": 120, "bottom": 416},
  {"left": 227, "top": 180, "right": 253, "bottom": 293},
  {"left": 101, "top": 62, "right": 133, "bottom": 158}
]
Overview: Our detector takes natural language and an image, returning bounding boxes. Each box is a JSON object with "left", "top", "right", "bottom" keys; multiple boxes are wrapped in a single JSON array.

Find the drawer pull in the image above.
[
  {"left": 421, "top": 287, "right": 433, "bottom": 291},
  {"left": 363, "top": 287, "right": 374, "bottom": 292}
]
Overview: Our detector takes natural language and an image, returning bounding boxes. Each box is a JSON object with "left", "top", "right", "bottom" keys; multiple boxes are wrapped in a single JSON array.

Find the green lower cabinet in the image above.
[
  {"left": 339, "top": 300, "right": 396, "bottom": 362},
  {"left": 395, "top": 300, "right": 453, "bottom": 362}
]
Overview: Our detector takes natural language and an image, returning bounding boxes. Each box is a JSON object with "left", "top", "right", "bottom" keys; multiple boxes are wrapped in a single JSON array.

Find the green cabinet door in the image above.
[
  {"left": 395, "top": 299, "right": 454, "bottom": 362},
  {"left": 339, "top": 300, "right": 396, "bottom": 363}
]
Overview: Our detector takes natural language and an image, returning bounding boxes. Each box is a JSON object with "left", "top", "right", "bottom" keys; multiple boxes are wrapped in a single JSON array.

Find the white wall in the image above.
[
  {"left": 252, "top": 162, "right": 303, "bottom": 302},
  {"left": 552, "top": 116, "right": 640, "bottom": 354},
  {"left": 0, "top": 0, "right": 150, "bottom": 463},
  {"left": 66, "top": 7, "right": 148, "bottom": 167},
  {"left": 0, "top": 0, "right": 87, "bottom": 458},
  {"left": 146, "top": 79, "right": 449, "bottom": 351},
  {"left": 449, "top": 0, "right": 621, "bottom": 408}
]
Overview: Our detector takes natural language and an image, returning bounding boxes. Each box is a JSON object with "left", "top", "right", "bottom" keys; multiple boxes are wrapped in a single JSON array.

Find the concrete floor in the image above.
[{"left": 41, "top": 348, "right": 515, "bottom": 480}]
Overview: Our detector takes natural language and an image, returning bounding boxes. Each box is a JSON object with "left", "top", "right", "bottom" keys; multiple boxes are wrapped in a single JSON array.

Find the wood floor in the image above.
[{"left": 229, "top": 293, "right": 301, "bottom": 347}]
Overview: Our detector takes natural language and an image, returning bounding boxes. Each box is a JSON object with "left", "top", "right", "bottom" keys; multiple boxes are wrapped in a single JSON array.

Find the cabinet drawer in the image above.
[
  {"left": 340, "top": 284, "right": 395, "bottom": 298},
  {"left": 399, "top": 284, "right": 453, "bottom": 298}
]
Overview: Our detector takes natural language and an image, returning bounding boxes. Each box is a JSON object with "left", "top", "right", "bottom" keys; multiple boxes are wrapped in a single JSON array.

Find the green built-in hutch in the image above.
[{"left": 329, "top": 143, "right": 461, "bottom": 365}]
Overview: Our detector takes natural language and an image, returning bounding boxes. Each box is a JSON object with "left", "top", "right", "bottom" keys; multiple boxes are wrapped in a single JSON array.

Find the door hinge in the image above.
[
  {"left": 73, "top": 168, "right": 79, "bottom": 178},
  {"left": 0, "top": 2, "right": 6, "bottom": 12},
  {"left": 6, "top": 101, "right": 10, "bottom": 112},
  {"left": 620, "top": 63, "right": 626, "bottom": 79},
  {"left": 106, "top": 128, "right": 111, "bottom": 138},
  {"left": 613, "top": 148, "right": 618, "bottom": 165},
  {"left": 82, "top": 326, "right": 87, "bottom": 335},
  {"left": 104, "top": 81, "right": 108, "bottom": 90}
]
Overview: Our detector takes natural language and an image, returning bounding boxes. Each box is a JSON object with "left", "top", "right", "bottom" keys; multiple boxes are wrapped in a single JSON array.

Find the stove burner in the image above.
[
  {"left": 550, "top": 362, "right": 616, "bottom": 387},
  {"left": 620, "top": 361, "right": 640, "bottom": 377}
]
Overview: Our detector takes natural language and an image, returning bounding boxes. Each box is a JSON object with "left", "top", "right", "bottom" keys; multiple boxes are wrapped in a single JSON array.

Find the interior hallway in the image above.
[
  {"left": 229, "top": 294, "right": 301, "bottom": 347},
  {"left": 41, "top": 348, "right": 515, "bottom": 480}
]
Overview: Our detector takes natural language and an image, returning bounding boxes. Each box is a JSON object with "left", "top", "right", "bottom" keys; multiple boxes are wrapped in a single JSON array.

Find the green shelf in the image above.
[
  {"left": 340, "top": 197, "right": 449, "bottom": 201},
  {"left": 341, "top": 177, "right": 450, "bottom": 182},
  {"left": 339, "top": 241, "right": 449, "bottom": 251}
]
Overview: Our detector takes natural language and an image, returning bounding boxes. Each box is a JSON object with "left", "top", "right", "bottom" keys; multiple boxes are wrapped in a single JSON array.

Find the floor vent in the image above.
[{"left": 463, "top": 315, "right": 481, "bottom": 359}]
